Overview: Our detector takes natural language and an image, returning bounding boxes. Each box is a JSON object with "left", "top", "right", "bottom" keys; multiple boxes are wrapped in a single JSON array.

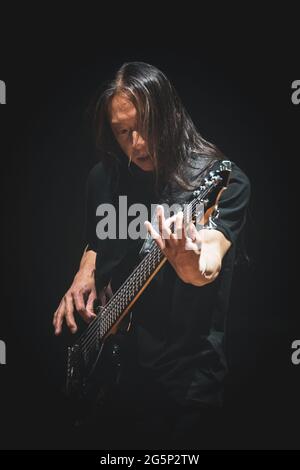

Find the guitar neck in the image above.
[
  {"left": 78, "top": 241, "right": 166, "bottom": 357},
  {"left": 100, "top": 243, "right": 165, "bottom": 337}
]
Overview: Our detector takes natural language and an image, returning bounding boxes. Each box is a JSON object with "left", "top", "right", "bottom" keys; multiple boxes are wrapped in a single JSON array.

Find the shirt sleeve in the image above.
[{"left": 212, "top": 162, "right": 251, "bottom": 245}]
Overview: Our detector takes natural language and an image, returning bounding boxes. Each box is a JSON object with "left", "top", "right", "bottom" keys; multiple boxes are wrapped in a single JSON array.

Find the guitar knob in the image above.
[{"left": 112, "top": 343, "right": 120, "bottom": 356}]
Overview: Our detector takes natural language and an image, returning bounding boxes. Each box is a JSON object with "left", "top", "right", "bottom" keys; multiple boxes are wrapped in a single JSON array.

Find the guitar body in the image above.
[{"left": 66, "top": 317, "right": 132, "bottom": 426}]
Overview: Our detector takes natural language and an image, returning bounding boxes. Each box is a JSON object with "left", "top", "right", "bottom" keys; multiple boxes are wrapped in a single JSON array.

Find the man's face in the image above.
[{"left": 109, "top": 94, "right": 155, "bottom": 172}]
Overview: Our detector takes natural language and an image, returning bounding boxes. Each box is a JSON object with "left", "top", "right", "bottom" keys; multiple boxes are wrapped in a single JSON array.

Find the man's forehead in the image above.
[{"left": 109, "top": 94, "right": 137, "bottom": 125}]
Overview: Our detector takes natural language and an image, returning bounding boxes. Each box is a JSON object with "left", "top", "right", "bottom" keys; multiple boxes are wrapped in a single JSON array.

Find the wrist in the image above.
[
  {"left": 80, "top": 249, "right": 96, "bottom": 274},
  {"left": 79, "top": 262, "right": 95, "bottom": 277}
]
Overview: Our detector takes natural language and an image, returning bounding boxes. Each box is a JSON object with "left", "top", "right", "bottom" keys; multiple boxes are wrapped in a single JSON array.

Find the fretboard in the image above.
[
  {"left": 79, "top": 241, "right": 165, "bottom": 357},
  {"left": 97, "top": 242, "right": 163, "bottom": 338}
]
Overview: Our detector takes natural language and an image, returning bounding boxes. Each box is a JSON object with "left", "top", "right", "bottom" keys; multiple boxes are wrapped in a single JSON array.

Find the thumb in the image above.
[{"left": 199, "top": 246, "right": 221, "bottom": 280}]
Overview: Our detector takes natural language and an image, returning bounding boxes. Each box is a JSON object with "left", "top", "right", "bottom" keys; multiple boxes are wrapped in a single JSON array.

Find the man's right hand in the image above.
[{"left": 53, "top": 268, "right": 97, "bottom": 335}]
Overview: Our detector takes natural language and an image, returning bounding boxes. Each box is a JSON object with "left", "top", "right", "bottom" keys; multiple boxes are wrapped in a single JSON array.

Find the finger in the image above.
[
  {"left": 174, "top": 211, "right": 184, "bottom": 240},
  {"left": 72, "top": 290, "right": 86, "bottom": 315},
  {"left": 165, "top": 213, "right": 177, "bottom": 231},
  {"left": 157, "top": 206, "right": 171, "bottom": 241},
  {"left": 188, "top": 222, "right": 198, "bottom": 241},
  {"left": 144, "top": 219, "right": 160, "bottom": 239},
  {"left": 53, "top": 303, "right": 64, "bottom": 335},
  {"left": 54, "top": 315, "right": 63, "bottom": 336},
  {"left": 86, "top": 289, "right": 97, "bottom": 315},
  {"left": 144, "top": 221, "right": 165, "bottom": 250},
  {"left": 52, "top": 303, "right": 60, "bottom": 327},
  {"left": 54, "top": 299, "right": 69, "bottom": 335},
  {"left": 73, "top": 291, "right": 94, "bottom": 322},
  {"left": 185, "top": 222, "right": 202, "bottom": 253},
  {"left": 64, "top": 295, "right": 78, "bottom": 333}
]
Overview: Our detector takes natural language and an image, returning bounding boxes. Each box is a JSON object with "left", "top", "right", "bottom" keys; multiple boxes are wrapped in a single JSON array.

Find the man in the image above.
[{"left": 53, "top": 62, "right": 250, "bottom": 449}]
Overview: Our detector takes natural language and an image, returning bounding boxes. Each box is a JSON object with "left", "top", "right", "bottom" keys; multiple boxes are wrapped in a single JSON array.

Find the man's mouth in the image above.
[{"left": 136, "top": 155, "right": 150, "bottom": 162}]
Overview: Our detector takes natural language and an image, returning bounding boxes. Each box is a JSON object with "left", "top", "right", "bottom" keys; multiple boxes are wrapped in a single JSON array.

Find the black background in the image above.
[{"left": 0, "top": 23, "right": 298, "bottom": 450}]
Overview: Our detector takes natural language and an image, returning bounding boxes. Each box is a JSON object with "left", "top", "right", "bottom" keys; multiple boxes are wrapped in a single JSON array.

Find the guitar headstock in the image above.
[
  {"left": 192, "top": 160, "right": 232, "bottom": 199},
  {"left": 190, "top": 160, "right": 232, "bottom": 226}
]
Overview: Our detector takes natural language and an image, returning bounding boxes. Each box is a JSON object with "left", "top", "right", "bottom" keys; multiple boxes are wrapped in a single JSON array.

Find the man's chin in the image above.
[{"left": 134, "top": 158, "right": 154, "bottom": 172}]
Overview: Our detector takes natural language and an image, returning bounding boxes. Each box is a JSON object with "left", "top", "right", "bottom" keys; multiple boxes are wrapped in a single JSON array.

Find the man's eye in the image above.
[{"left": 119, "top": 129, "right": 129, "bottom": 135}]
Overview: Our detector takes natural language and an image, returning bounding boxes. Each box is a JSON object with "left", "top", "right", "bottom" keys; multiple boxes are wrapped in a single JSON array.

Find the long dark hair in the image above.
[{"left": 91, "top": 62, "right": 223, "bottom": 196}]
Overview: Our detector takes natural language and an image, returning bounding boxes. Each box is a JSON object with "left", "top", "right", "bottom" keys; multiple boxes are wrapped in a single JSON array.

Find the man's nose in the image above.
[{"left": 132, "top": 130, "right": 146, "bottom": 149}]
